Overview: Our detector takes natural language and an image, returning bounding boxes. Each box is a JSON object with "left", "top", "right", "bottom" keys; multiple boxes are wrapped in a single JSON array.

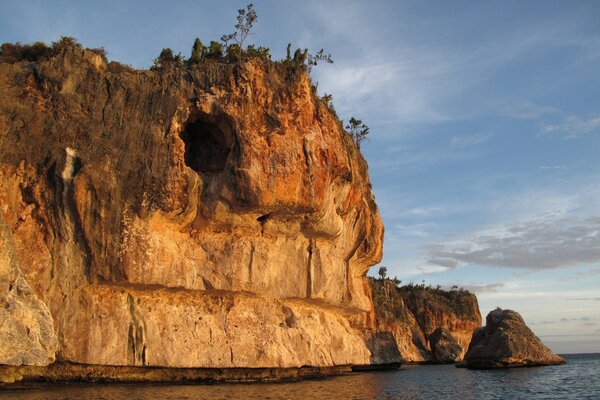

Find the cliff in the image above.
[
  {"left": 371, "top": 279, "right": 482, "bottom": 363},
  {"left": 0, "top": 41, "right": 389, "bottom": 380}
]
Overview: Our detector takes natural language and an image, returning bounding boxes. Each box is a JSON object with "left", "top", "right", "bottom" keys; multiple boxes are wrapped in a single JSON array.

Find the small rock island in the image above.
[{"left": 458, "top": 308, "right": 566, "bottom": 369}]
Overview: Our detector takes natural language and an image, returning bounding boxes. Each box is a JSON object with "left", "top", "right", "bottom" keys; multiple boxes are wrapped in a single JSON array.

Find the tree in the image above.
[
  {"left": 221, "top": 3, "right": 257, "bottom": 64},
  {"left": 283, "top": 44, "right": 333, "bottom": 72},
  {"left": 205, "top": 41, "right": 224, "bottom": 59},
  {"left": 245, "top": 44, "right": 270, "bottom": 60},
  {"left": 152, "top": 48, "right": 183, "bottom": 70},
  {"left": 189, "top": 37, "right": 206, "bottom": 64},
  {"left": 378, "top": 266, "right": 387, "bottom": 280},
  {"left": 346, "top": 117, "right": 370, "bottom": 149},
  {"left": 306, "top": 49, "right": 333, "bottom": 72}
]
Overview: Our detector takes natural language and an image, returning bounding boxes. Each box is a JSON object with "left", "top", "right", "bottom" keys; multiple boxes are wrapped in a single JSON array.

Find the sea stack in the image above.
[{"left": 458, "top": 308, "right": 566, "bottom": 368}]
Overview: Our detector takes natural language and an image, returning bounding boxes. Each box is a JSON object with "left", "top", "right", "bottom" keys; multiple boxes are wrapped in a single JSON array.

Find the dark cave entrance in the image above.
[{"left": 180, "top": 112, "right": 234, "bottom": 174}]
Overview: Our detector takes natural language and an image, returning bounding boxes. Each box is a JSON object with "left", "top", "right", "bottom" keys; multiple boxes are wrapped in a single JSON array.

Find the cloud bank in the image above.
[{"left": 426, "top": 214, "right": 600, "bottom": 270}]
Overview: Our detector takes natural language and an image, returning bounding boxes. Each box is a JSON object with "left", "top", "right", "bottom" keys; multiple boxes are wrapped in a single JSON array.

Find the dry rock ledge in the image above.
[
  {"left": 458, "top": 308, "right": 566, "bottom": 369},
  {"left": 0, "top": 43, "right": 400, "bottom": 383}
]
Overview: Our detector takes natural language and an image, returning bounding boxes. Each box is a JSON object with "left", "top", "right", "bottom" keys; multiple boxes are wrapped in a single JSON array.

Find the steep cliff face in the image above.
[
  {"left": 371, "top": 279, "right": 481, "bottom": 362},
  {"left": 0, "top": 43, "right": 386, "bottom": 372}
]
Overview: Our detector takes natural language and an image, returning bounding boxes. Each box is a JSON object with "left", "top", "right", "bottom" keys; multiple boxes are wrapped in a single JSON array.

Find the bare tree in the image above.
[
  {"left": 346, "top": 117, "right": 370, "bottom": 149},
  {"left": 221, "top": 3, "right": 258, "bottom": 64},
  {"left": 306, "top": 49, "right": 333, "bottom": 72}
]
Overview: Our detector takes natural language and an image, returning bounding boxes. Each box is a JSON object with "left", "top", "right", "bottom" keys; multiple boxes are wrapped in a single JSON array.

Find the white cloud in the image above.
[
  {"left": 442, "top": 282, "right": 506, "bottom": 294},
  {"left": 426, "top": 213, "right": 600, "bottom": 270},
  {"left": 503, "top": 101, "right": 560, "bottom": 119},
  {"left": 451, "top": 133, "right": 493, "bottom": 147},
  {"left": 540, "top": 115, "right": 600, "bottom": 138}
]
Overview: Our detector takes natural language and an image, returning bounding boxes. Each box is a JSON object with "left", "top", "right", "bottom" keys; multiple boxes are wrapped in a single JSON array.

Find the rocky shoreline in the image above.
[{"left": 0, "top": 362, "right": 402, "bottom": 385}]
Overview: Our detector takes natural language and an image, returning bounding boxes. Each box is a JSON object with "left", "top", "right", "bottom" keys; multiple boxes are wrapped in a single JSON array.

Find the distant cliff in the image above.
[
  {"left": 371, "top": 278, "right": 482, "bottom": 363},
  {"left": 0, "top": 40, "right": 390, "bottom": 381}
]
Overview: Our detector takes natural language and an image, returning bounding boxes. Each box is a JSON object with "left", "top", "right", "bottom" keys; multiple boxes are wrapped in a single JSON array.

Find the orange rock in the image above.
[{"left": 0, "top": 44, "right": 387, "bottom": 371}]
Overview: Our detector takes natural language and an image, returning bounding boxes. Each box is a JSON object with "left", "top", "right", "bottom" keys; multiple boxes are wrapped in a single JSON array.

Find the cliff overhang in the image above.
[{"left": 0, "top": 42, "right": 391, "bottom": 382}]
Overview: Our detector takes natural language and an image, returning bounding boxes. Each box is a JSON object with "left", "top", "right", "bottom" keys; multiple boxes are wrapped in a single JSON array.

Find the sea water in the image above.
[{"left": 1, "top": 354, "right": 598, "bottom": 399}]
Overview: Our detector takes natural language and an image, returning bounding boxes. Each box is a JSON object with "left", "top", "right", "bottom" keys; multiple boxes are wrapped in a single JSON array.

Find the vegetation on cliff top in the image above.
[
  {"left": 0, "top": 4, "right": 369, "bottom": 151},
  {"left": 370, "top": 276, "right": 479, "bottom": 326}
]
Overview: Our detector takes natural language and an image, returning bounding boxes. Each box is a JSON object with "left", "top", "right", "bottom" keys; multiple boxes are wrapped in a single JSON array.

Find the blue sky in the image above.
[{"left": 1, "top": 0, "right": 599, "bottom": 353}]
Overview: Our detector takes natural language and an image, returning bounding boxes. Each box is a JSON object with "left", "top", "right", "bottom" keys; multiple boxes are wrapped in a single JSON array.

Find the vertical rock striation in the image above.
[{"left": 0, "top": 216, "right": 58, "bottom": 366}]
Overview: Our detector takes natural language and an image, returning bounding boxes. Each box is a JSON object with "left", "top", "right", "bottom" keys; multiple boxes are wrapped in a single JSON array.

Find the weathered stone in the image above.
[
  {"left": 459, "top": 308, "right": 566, "bottom": 368},
  {"left": 429, "top": 327, "right": 462, "bottom": 363},
  {"left": 0, "top": 43, "right": 392, "bottom": 376},
  {"left": 371, "top": 279, "right": 481, "bottom": 362},
  {"left": 0, "top": 217, "right": 58, "bottom": 366}
]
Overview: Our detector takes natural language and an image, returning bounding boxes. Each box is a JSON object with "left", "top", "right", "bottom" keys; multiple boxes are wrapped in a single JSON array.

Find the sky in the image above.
[{"left": 1, "top": 0, "right": 599, "bottom": 354}]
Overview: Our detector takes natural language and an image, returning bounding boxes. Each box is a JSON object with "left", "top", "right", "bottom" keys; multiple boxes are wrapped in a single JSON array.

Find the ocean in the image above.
[{"left": 1, "top": 354, "right": 598, "bottom": 399}]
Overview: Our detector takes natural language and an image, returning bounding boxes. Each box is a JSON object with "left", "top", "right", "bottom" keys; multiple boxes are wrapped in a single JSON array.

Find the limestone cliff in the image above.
[
  {"left": 0, "top": 42, "right": 387, "bottom": 377},
  {"left": 371, "top": 279, "right": 481, "bottom": 363}
]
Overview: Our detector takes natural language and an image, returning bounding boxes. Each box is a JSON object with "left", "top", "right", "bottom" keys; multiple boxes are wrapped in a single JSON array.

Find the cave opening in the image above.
[{"left": 181, "top": 113, "right": 233, "bottom": 173}]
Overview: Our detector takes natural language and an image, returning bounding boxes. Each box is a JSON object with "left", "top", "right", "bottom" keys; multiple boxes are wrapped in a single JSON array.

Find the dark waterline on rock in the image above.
[{"left": 1, "top": 354, "right": 599, "bottom": 399}]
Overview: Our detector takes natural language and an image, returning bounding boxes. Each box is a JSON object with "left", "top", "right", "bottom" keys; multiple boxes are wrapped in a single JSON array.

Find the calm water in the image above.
[{"left": 1, "top": 354, "right": 598, "bottom": 399}]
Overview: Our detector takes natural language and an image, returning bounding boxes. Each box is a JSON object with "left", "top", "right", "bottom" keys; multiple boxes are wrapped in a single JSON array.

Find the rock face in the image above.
[
  {"left": 0, "top": 42, "right": 389, "bottom": 375},
  {"left": 459, "top": 308, "right": 566, "bottom": 368},
  {"left": 371, "top": 279, "right": 481, "bottom": 362},
  {"left": 0, "top": 217, "right": 58, "bottom": 366},
  {"left": 429, "top": 327, "right": 462, "bottom": 363}
]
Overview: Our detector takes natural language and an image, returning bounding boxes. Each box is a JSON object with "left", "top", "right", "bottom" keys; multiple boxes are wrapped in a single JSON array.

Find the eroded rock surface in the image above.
[
  {"left": 371, "top": 279, "right": 481, "bottom": 362},
  {"left": 0, "top": 43, "right": 388, "bottom": 373},
  {"left": 459, "top": 308, "right": 566, "bottom": 369},
  {"left": 0, "top": 217, "right": 58, "bottom": 366},
  {"left": 429, "top": 327, "right": 462, "bottom": 363}
]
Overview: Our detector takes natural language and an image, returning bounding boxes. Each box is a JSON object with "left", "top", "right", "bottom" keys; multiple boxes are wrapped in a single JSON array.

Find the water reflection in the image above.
[
  {"left": 1, "top": 355, "right": 598, "bottom": 400},
  {"left": 1, "top": 373, "right": 388, "bottom": 400}
]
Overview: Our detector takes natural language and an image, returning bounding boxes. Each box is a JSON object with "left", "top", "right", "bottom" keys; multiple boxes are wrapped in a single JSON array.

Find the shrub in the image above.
[
  {"left": 52, "top": 36, "right": 81, "bottom": 51},
  {"left": 0, "top": 41, "right": 52, "bottom": 63},
  {"left": 151, "top": 48, "right": 184, "bottom": 70},
  {"left": 188, "top": 37, "right": 206, "bottom": 65},
  {"left": 205, "top": 41, "right": 224, "bottom": 60}
]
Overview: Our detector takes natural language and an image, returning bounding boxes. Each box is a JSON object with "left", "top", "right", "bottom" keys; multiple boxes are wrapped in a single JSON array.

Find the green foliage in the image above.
[
  {"left": 226, "top": 43, "right": 241, "bottom": 63},
  {"left": 293, "top": 48, "right": 308, "bottom": 66},
  {"left": 280, "top": 44, "right": 333, "bottom": 74},
  {"left": 306, "top": 48, "right": 333, "bottom": 72},
  {"left": 398, "top": 282, "right": 474, "bottom": 316},
  {"left": 0, "top": 41, "right": 52, "bottom": 63},
  {"left": 245, "top": 44, "right": 271, "bottom": 60},
  {"left": 52, "top": 36, "right": 81, "bottom": 51},
  {"left": 221, "top": 3, "right": 257, "bottom": 64},
  {"left": 346, "top": 117, "right": 369, "bottom": 149},
  {"left": 151, "top": 48, "right": 184, "bottom": 70},
  {"left": 370, "top": 277, "right": 477, "bottom": 325},
  {"left": 205, "top": 41, "right": 224, "bottom": 59},
  {"left": 378, "top": 266, "right": 388, "bottom": 280},
  {"left": 188, "top": 37, "right": 206, "bottom": 64},
  {"left": 370, "top": 277, "right": 413, "bottom": 323}
]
